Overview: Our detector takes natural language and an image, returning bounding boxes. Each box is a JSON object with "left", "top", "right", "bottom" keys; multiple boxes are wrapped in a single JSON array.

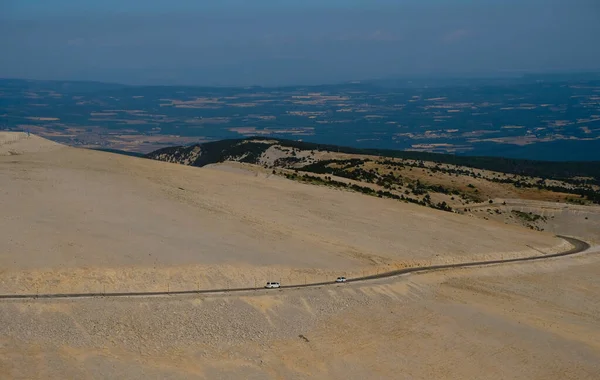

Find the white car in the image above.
[
  {"left": 335, "top": 277, "right": 347, "bottom": 283},
  {"left": 265, "top": 282, "right": 281, "bottom": 289}
]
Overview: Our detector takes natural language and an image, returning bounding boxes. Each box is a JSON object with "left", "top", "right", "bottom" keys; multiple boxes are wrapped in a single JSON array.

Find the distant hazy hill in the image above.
[
  {"left": 0, "top": 78, "right": 128, "bottom": 93},
  {"left": 146, "top": 137, "right": 600, "bottom": 183}
]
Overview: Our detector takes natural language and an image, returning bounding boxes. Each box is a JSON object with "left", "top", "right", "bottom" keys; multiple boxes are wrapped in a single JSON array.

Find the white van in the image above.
[{"left": 265, "top": 282, "right": 281, "bottom": 289}]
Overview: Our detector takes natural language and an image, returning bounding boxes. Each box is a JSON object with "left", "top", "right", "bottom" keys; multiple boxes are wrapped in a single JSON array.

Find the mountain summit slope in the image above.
[
  {"left": 2, "top": 133, "right": 600, "bottom": 379},
  {"left": 0, "top": 133, "right": 569, "bottom": 294}
]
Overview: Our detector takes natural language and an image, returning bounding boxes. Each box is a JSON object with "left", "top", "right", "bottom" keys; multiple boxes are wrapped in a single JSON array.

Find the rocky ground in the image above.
[
  {"left": 1, "top": 245, "right": 599, "bottom": 379},
  {"left": 1, "top": 133, "right": 599, "bottom": 379},
  {"left": 0, "top": 133, "right": 567, "bottom": 294}
]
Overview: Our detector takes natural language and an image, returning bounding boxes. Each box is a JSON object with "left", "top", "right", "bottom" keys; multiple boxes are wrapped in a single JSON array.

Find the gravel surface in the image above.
[
  {"left": 2, "top": 133, "right": 599, "bottom": 379},
  {"left": 1, "top": 133, "right": 567, "bottom": 294},
  {"left": 1, "top": 248, "right": 600, "bottom": 379}
]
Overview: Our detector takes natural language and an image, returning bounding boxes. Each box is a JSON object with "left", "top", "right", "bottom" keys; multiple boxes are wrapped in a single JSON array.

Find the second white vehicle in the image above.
[
  {"left": 335, "top": 277, "right": 347, "bottom": 283},
  {"left": 265, "top": 282, "right": 281, "bottom": 289}
]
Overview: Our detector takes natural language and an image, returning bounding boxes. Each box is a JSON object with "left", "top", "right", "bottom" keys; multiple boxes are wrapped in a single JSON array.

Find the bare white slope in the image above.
[
  {"left": 1, "top": 246, "right": 599, "bottom": 379},
  {"left": 1, "top": 133, "right": 599, "bottom": 379},
  {"left": 0, "top": 132, "right": 61, "bottom": 156},
  {"left": 0, "top": 133, "right": 569, "bottom": 293}
]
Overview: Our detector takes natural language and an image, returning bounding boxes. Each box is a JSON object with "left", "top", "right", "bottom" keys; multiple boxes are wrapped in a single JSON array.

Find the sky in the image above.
[{"left": 1, "top": 0, "right": 599, "bottom": 86}]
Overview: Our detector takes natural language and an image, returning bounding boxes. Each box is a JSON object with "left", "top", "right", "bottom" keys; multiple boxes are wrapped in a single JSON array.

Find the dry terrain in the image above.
[
  {"left": 1, "top": 247, "right": 599, "bottom": 379},
  {"left": 1, "top": 132, "right": 599, "bottom": 379},
  {"left": 0, "top": 133, "right": 569, "bottom": 294},
  {"left": 464, "top": 199, "right": 600, "bottom": 244},
  {"left": 146, "top": 139, "right": 600, "bottom": 231}
]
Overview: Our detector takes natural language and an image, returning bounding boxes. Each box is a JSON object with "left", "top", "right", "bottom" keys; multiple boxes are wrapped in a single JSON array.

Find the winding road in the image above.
[{"left": 0, "top": 235, "right": 591, "bottom": 301}]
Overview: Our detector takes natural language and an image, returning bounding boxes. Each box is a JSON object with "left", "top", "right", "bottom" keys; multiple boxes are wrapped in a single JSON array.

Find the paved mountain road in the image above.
[{"left": 0, "top": 235, "right": 591, "bottom": 301}]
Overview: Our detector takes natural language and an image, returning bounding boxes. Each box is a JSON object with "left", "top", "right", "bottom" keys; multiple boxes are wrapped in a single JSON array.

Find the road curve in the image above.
[{"left": 0, "top": 235, "right": 591, "bottom": 301}]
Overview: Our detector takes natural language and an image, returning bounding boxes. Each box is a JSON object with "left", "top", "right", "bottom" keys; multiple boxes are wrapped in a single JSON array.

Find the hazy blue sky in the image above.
[{"left": 2, "top": 0, "right": 599, "bottom": 86}]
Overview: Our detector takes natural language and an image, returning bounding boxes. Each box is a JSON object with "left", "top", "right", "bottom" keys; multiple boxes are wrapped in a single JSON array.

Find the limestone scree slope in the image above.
[
  {"left": 0, "top": 133, "right": 568, "bottom": 294},
  {"left": 1, "top": 133, "right": 599, "bottom": 379}
]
